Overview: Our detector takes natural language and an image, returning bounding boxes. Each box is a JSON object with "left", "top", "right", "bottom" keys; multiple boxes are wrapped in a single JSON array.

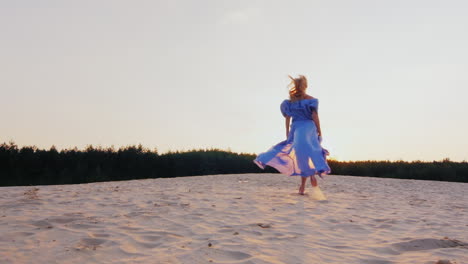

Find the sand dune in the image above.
[{"left": 0, "top": 174, "right": 467, "bottom": 264}]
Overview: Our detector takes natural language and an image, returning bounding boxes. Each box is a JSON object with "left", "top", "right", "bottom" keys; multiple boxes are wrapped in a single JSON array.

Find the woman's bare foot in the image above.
[
  {"left": 299, "top": 177, "right": 307, "bottom": 194},
  {"left": 298, "top": 185, "right": 305, "bottom": 195}
]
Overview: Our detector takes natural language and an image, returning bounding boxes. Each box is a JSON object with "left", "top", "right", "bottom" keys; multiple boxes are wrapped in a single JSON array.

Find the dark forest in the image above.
[{"left": 1, "top": 142, "right": 466, "bottom": 186}]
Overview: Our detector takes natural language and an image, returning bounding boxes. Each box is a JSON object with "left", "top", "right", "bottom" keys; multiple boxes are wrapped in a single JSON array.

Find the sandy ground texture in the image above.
[{"left": 0, "top": 174, "right": 467, "bottom": 264}]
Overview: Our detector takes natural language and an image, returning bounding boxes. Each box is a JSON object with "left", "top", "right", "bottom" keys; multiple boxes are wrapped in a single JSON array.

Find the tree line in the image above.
[{"left": 0, "top": 141, "right": 466, "bottom": 186}]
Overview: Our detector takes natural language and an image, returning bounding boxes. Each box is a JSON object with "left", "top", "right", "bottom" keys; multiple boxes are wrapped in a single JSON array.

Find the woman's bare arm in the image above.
[
  {"left": 311, "top": 110, "right": 322, "bottom": 137},
  {"left": 285, "top": 116, "right": 291, "bottom": 138}
]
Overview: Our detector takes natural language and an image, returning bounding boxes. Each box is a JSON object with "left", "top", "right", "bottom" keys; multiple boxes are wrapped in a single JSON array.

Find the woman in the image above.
[{"left": 254, "top": 75, "right": 331, "bottom": 195}]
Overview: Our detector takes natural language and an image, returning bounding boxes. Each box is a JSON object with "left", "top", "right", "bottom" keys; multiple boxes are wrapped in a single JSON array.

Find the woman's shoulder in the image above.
[
  {"left": 295, "top": 95, "right": 318, "bottom": 102},
  {"left": 304, "top": 95, "right": 318, "bottom": 103},
  {"left": 304, "top": 94, "right": 319, "bottom": 101},
  {"left": 282, "top": 95, "right": 318, "bottom": 104},
  {"left": 301, "top": 96, "right": 319, "bottom": 109}
]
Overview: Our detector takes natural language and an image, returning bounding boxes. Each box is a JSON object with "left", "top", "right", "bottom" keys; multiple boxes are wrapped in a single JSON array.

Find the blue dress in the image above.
[{"left": 254, "top": 98, "right": 331, "bottom": 177}]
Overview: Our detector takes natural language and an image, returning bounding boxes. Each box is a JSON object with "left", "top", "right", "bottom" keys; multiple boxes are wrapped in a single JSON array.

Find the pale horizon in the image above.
[{"left": 1, "top": 0, "right": 468, "bottom": 162}]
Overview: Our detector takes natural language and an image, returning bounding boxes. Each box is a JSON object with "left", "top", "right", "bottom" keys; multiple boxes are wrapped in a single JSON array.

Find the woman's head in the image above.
[{"left": 288, "top": 75, "right": 308, "bottom": 101}]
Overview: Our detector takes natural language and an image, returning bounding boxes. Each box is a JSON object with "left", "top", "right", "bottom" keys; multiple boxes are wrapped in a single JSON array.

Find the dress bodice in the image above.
[{"left": 280, "top": 98, "right": 319, "bottom": 122}]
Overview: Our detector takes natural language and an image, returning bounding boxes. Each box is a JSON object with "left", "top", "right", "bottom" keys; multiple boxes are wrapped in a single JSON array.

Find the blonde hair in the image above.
[{"left": 288, "top": 75, "right": 308, "bottom": 102}]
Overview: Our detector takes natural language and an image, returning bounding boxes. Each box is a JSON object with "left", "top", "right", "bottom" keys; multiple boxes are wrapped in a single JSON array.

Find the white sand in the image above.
[{"left": 0, "top": 174, "right": 467, "bottom": 264}]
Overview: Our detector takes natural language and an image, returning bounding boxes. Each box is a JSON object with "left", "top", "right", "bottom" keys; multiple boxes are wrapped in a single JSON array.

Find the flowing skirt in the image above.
[{"left": 254, "top": 120, "right": 331, "bottom": 177}]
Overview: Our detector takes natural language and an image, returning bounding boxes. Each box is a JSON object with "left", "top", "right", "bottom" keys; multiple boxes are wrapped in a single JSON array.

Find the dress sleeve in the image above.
[
  {"left": 309, "top": 99, "right": 319, "bottom": 112},
  {"left": 280, "top": 100, "right": 290, "bottom": 117}
]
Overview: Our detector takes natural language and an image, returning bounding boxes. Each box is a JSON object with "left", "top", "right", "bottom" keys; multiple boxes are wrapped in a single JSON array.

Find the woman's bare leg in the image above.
[
  {"left": 310, "top": 175, "right": 318, "bottom": 187},
  {"left": 299, "top": 177, "right": 307, "bottom": 194}
]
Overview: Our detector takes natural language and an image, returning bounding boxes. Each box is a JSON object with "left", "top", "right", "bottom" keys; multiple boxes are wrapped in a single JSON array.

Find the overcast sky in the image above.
[{"left": 1, "top": 0, "right": 467, "bottom": 161}]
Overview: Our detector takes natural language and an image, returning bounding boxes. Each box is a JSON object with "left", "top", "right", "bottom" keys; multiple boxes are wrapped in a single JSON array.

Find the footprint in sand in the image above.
[
  {"left": 391, "top": 238, "right": 468, "bottom": 251},
  {"left": 132, "top": 231, "right": 183, "bottom": 249},
  {"left": 48, "top": 216, "right": 78, "bottom": 224},
  {"left": 178, "top": 248, "right": 252, "bottom": 263},
  {"left": 90, "top": 233, "right": 110, "bottom": 238},
  {"left": 31, "top": 219, "right": 53, "bottom": 229},
  {"left": 75, "top": 238, "right": 107, "bottom": 251},
  {"left": 0, "top": 231, "right": 35, "bottom": 242},
  {"left": 206, "top": 249, "right": 252, "bottom": 262},
  {"left": 68, "top": 223, "right": 99, "bottom": 229}
]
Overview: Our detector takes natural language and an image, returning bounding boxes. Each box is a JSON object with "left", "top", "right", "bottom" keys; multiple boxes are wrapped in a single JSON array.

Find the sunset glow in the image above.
[{"left": 1, "top": 0, "right": 467, "bottom": 161}]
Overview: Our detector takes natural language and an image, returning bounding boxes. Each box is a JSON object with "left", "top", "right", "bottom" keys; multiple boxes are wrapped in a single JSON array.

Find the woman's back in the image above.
[{"left": 280, "top": 97, "right": 319, "bottom": 122}]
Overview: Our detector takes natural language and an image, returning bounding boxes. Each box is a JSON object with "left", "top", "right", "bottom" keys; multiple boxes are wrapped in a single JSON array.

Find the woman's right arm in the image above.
[
  {"left": 285, "top": 116, "right": 291, "bottom": 138},
  {"left": 311, "top": 110, "right": 322, "bottom": 137}
]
